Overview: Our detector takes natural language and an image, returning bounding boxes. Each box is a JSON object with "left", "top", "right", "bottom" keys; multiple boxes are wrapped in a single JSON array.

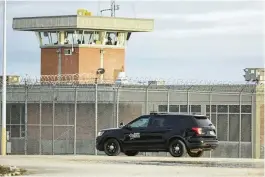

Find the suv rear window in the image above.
[{"left": 193, "top": 116, "right": 212, "bottom": 127}]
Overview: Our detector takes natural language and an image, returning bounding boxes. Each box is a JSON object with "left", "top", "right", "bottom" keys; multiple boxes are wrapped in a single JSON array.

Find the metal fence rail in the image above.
[{"left": 0, "top": 83, "right": 259, "bottom": 158}]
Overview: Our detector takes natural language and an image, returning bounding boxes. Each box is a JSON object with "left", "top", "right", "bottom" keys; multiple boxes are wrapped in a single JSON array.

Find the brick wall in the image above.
[{"left": 41, "top": 47, "right": 125, "bottom": 83}]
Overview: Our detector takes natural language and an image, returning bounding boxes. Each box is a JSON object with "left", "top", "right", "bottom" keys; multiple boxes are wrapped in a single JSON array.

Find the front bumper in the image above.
[{"left": 96, "top": 136, "right": 104, "bottom": 151}]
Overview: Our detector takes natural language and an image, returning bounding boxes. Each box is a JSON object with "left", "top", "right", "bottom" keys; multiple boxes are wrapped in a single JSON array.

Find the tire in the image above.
[
  {"left": 124, "top": 151, "right": 139, "bottom": 156},
  {"left": 103, "top": 138, "right": 121, "bottom": 156},
  {"left": 187, "top": 150, "right": 204, "bottom": 157},
  {"left": 168, "top": 139, "right": 186, "bottom": 157}
]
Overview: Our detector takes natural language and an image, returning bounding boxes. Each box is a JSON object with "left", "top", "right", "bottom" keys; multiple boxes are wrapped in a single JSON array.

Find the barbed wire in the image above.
[
  {"left": 0, "top": 74, "right": 263, "bottom": 93},
  {"left": 0, "top": 73, "right": 260, "bottom": 85}
]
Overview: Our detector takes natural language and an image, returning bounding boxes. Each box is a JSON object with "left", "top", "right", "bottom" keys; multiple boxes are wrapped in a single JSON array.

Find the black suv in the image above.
[{"left": 96, "top": 112, "right": 218, "bottom": 157}]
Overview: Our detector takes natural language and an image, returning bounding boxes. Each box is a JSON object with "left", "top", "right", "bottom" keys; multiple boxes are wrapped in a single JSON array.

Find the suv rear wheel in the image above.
[
  {"left": 169, "top": 139, "right": 186, "bottom": 157},
  {"left": 104, "top": 138, "right": 121, "bottom": 156},
  {"left": 187, "top": 150, "right": 204, "bottom": 157},
  {"left": 124, "top": 151, "right": 139, "bottom": 156}
]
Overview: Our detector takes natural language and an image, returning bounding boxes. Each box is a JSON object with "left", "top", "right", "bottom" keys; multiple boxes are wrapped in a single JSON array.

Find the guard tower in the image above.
[{"left": 12, "top": 9, "right": 154, "bottom": 84}]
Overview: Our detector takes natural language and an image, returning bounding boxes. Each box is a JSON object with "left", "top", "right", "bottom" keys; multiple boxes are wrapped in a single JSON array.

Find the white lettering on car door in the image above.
[{"left": 129, "top": 133, "right": 141, "bottom": 140}]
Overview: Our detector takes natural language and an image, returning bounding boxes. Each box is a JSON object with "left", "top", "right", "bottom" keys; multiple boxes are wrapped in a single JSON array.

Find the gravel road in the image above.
[{"left": 0, "top": 155, "right": 263, "bottom": 177}]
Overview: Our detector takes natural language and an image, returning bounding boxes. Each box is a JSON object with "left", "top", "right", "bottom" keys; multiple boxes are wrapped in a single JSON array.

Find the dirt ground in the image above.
[{"left": 0, "top": 155, "right": 263, "bottom": 177}]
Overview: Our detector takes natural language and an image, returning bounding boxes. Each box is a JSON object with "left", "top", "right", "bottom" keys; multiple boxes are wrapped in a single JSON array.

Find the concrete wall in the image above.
[
  {"left": 255, "top": 84, "right": 264, "bottom": 159},
  {"left": 258, "top": 70, "right": 264, "bottom": 157}
]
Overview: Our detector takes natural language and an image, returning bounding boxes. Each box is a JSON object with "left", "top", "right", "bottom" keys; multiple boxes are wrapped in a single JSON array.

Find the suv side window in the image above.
[
  {"left": 128, "top": 116, "right": 151, "bottom": 128},
  {"left": 164, "top": 116, "right": 181, "bottom": 128},
  {"left": 149, "top": 116, "right": 166, "bottom": 128},
  {"left": 164, "top": 115, "right": 194, "bottom": 128}
]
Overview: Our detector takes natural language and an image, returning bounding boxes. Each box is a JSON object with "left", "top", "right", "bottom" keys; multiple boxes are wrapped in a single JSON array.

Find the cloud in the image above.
[
  {"left": 137, "top": 24, "right": 261, "bottom": 39},
  {"left": 183, "top": 10, "right": 262, "bottom": 22},
  {"left": 135, "top": 9, "right": 263, "bottom": 38},
  {"left": 139, "top": 9, "right": 263, "bottom": 22}
]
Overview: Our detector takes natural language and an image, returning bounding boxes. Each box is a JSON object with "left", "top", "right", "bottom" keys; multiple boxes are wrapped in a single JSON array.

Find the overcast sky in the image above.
[{"left": 0, "top": 0, "right": 264, "bottom": 83}]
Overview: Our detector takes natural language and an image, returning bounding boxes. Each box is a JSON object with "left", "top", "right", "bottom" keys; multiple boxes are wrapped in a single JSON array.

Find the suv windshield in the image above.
[
  {"left": 127, "top": 117, "right": 150, "bottom": 128},
  {"left": 194, "top": 116, "right": 212, "bottom": 127}
]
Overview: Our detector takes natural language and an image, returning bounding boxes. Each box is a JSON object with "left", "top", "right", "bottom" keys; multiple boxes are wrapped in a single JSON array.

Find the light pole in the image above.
[
  {"left": 99, "top": 49, "right": 105, "bottom": 83},
  {"left": 100, "top": 0, "right": 120, "bottom": 17},
  {"left": 94, "top": 68, "right": 105, "bottom": 155},
  {"left": 1, "top": 0, "right": 7, "bottom": 156}
]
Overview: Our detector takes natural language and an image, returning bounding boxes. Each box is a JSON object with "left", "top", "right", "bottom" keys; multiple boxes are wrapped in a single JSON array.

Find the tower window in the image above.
[{"left": 64, "top": 49, "right": 72, "bottom": 55}]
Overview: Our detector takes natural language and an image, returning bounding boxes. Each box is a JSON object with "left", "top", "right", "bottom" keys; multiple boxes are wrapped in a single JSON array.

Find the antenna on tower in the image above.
[
  {"left": 111, "top": 0, "right": 120, "bottom": 17},
  {"left": 100, "top": 0, "right": 120, "bottom": 17}
]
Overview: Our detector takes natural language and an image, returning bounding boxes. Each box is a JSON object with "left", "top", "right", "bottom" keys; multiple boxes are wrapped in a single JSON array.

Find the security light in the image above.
[{"left": 96, "top": 68, "right": 105, "bottom": 75}]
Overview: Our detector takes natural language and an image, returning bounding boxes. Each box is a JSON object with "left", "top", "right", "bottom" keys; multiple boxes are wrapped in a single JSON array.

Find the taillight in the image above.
[{"left": 192, "top": 127, "right": 202, "bottom": 135}]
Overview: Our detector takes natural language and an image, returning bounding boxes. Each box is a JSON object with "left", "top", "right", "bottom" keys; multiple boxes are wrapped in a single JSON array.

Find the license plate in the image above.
[{"left": 209, "top": 131, "right": 215, "bottom": 135}]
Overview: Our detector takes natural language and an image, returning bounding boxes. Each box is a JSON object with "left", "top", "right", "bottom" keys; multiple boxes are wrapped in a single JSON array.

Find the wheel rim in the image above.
[
  {"left": 172, "top": 143, "right": 182, "bottom": 155},
  {"left": 106, "top": 142, "right": 117, "bottom": 154}
]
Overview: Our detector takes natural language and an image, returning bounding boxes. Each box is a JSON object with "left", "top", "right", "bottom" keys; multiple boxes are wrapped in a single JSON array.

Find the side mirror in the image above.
[
  {"left": 123, "top": 124, "right": 132, "bottom": 130},
  {"left": 119, "top": 122, "right": 124, "bottom": 128}
]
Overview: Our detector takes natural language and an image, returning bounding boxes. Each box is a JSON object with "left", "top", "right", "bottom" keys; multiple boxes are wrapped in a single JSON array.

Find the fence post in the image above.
[
  {"left": 239, "top": 92, "right": 242, "bottom": 158},
  {"left": 95, "top": 82, "right": 98, "bottom": 155},
  {"left": 74, "top": 87, "right": 77, "bottom": 155},
  {"left": 187, "top": 91, "right": 190, "bottom": 113},
  {"left": 145, "top": 88, "right": 149, "bottom": 114},
  {"left": 227, "top": 100, "right": 230, "bottom": 141},
  {"left": 209, "top": 91, "right": 212, "bottom": 158},
  {"left": 251, "top": 94, "right": 254, "bottom": 158},
  {"left": 52, "top": 86, "right": 55, "bottom": 155},
  {"left": 39, "top": 99, "right": 42, "bottom": 155},
  {"left": 145, "top": 83, "right": 153, "bottom": 114},
  {"left": 166, "top": 88, "right": 170, "bottom": 157},
  {"left": 144, "top": 84, "right": 151, "bottom": 156},
  {"left": 187, "top": 86, "right": 193, "bottom": 114},
  {"left": 116, "top": 86, "right": 120, "bottom": 128},
  {"left": 112, "top": 88, "right": 116, "bottom": 128},
  {"left": 24, "top": 84, "right": 28, "bottom": 155},
  {"left": 167, "top": 89, "right": 170, "bottom": 113}
]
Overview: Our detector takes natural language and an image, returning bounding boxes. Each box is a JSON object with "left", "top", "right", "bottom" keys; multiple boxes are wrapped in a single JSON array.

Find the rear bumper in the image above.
[{"left": 187, "top": 138, "right": 219, "bottom": 151}]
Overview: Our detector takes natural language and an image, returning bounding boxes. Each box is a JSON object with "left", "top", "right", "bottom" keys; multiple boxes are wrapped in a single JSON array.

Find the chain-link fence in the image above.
[{"left": 0, "top": 83, "right": 260, "bottom": 158}]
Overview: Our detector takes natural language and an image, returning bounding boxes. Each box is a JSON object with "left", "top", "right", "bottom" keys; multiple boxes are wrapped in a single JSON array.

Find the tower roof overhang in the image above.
[{"left": 12, "top": 15, "right": 154, "bottom": 32}]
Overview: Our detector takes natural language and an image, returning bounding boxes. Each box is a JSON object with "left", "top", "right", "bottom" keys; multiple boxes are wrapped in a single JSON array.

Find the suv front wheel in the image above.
[
  {"left": 103, "top": 138, "right": 121, "bottom": 156},
  {"left": 169, "top": 139, "right": 186, "bottom": 157},
  {"left": 187, "top": 150, "right": 204, "bottom": 157}
]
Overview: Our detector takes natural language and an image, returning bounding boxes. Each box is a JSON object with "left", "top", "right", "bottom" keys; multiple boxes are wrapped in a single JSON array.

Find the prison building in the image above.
[{"left": 2, "top": 9, "right": 264, "bottom": 159}]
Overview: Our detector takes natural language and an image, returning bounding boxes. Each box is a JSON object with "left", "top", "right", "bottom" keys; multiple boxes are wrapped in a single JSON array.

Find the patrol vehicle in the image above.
[{"left": 96, "top": 112, "right": 218, "bottom": 157}]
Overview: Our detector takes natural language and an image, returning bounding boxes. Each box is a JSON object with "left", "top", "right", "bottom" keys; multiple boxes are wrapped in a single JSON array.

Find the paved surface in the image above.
[{"left": 0, "top": 155, "right": 264, "bottom": 177}]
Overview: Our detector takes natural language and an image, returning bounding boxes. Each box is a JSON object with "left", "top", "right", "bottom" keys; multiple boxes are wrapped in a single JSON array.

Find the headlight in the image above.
[{"left": 97, "top": 131, "right": 104, "bottom": 136}]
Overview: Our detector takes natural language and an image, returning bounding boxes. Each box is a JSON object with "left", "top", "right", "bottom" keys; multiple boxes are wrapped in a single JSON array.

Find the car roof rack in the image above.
[
  {"left": 150, "top": 111, "right": 206, "bottom": 116},
  {"left": 150, "top": 111, "right": 170, "bottom": 115}
]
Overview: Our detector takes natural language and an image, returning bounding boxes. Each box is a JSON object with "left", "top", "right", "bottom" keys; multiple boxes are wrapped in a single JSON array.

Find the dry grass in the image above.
[{"left": 0, "top": 165, "right": 27, "bottom": 176}]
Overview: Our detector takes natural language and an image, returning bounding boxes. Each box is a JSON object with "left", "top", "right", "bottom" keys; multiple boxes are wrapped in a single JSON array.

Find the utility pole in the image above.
[{"left": 1, "top": 0, "right": 7, "bottom": 156}]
